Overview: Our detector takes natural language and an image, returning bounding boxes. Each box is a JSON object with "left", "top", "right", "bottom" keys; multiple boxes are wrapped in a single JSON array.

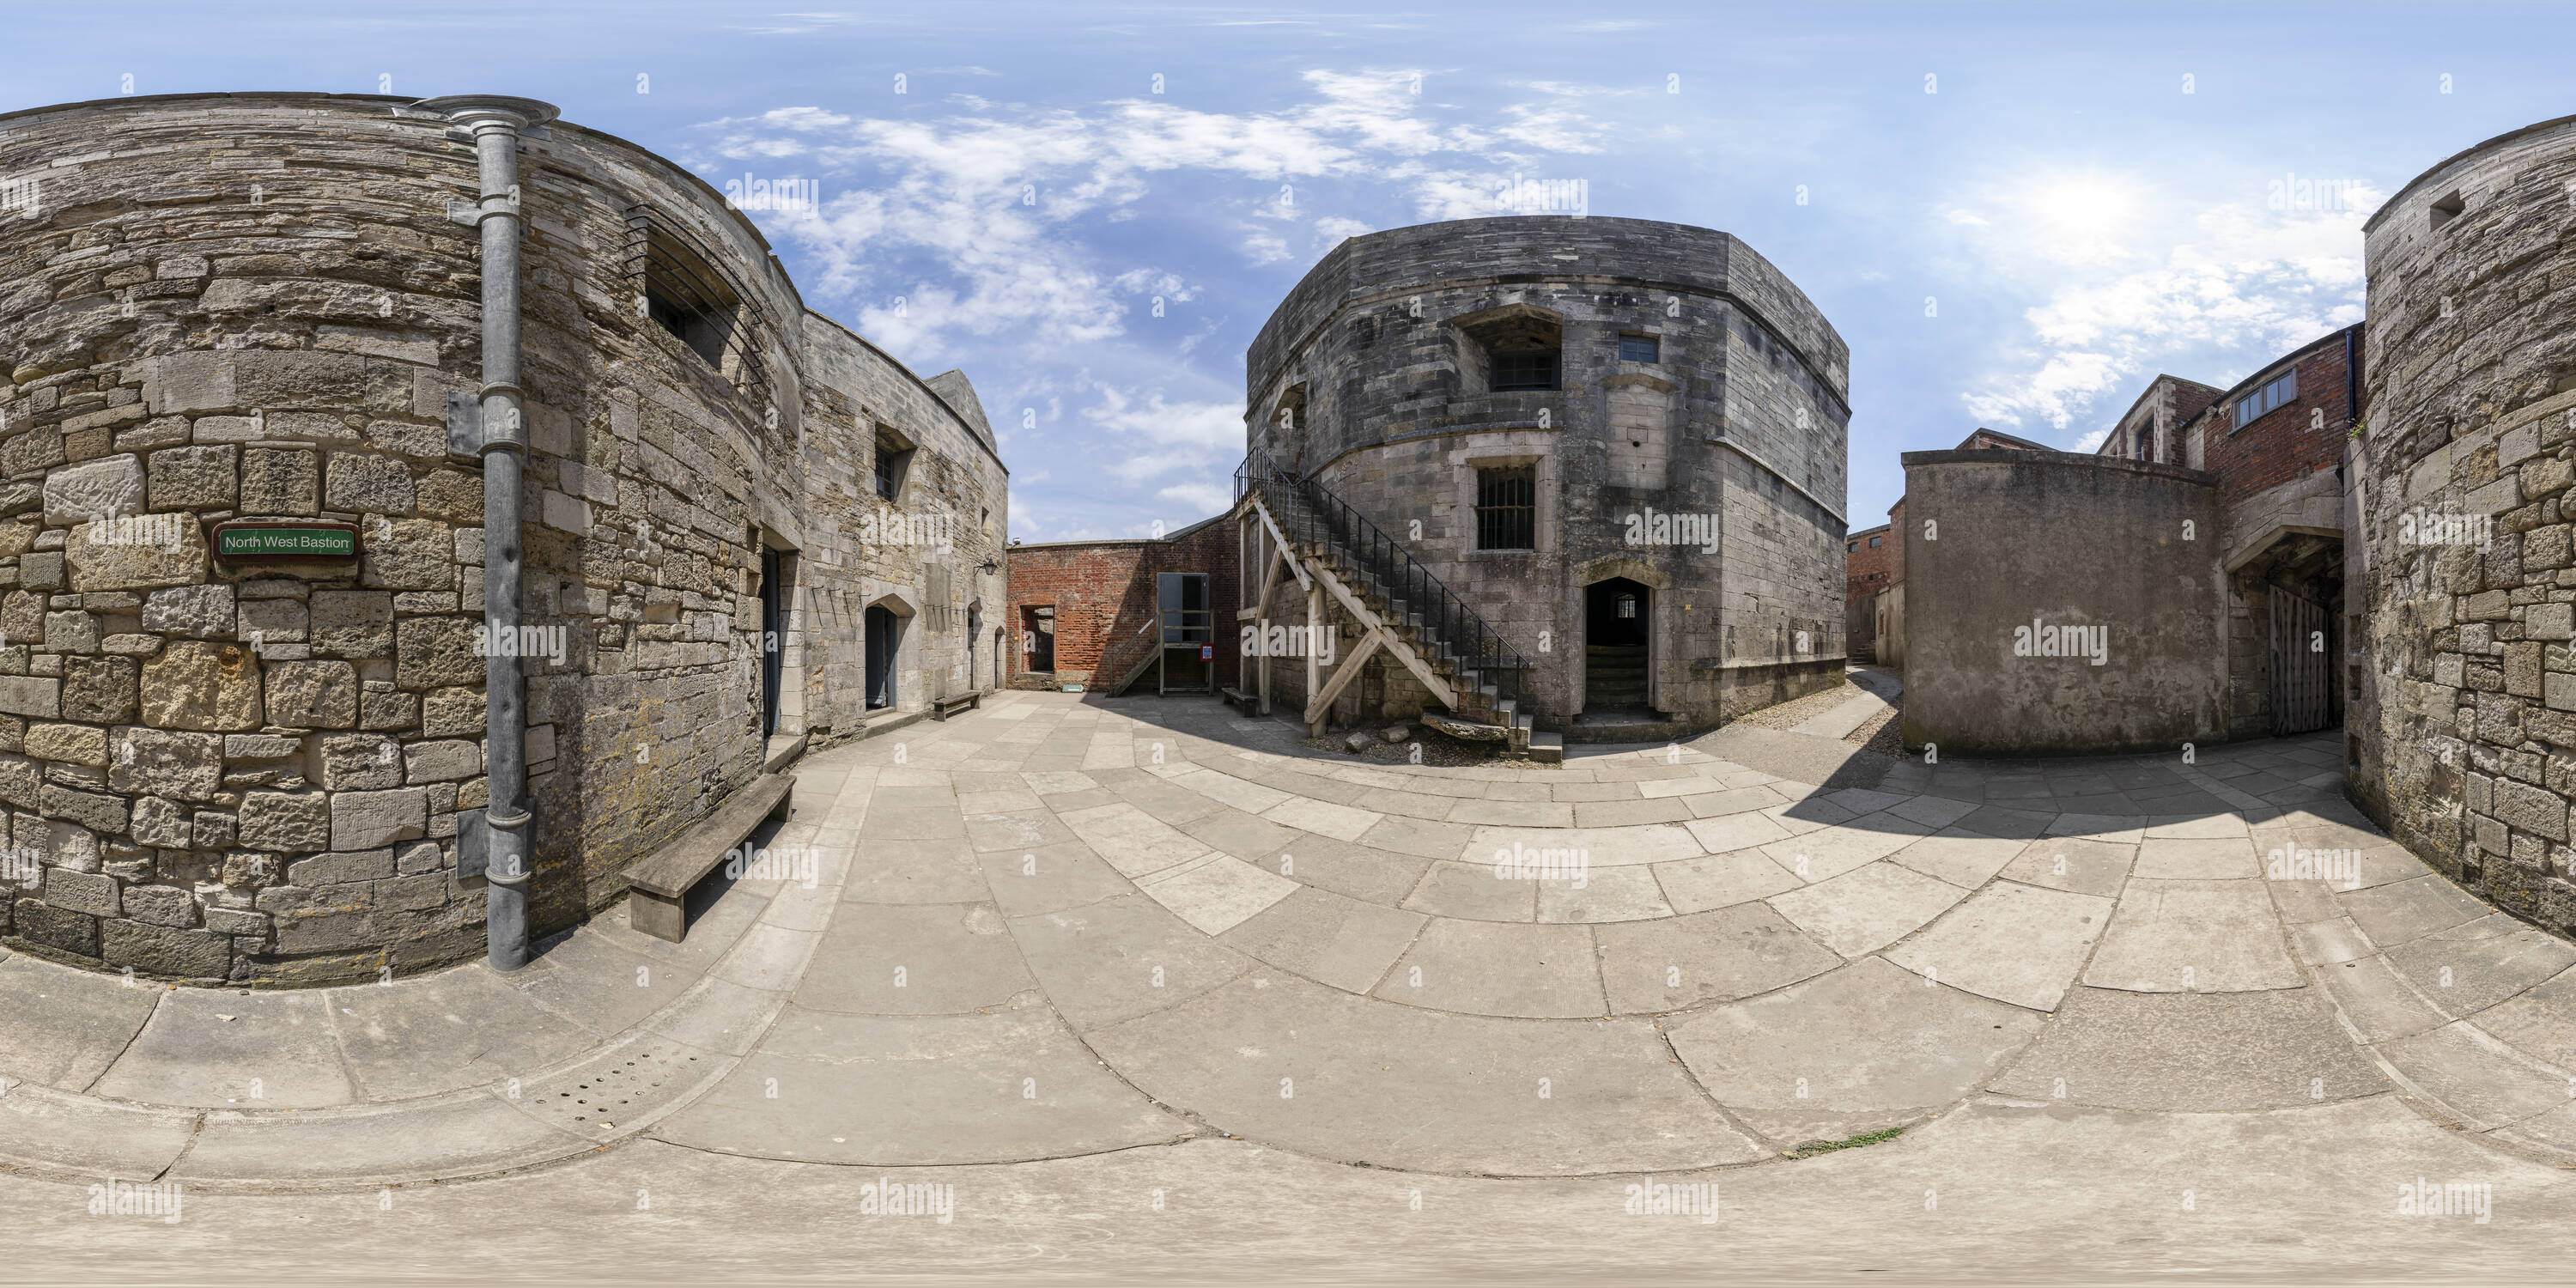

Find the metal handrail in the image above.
[{"left": 1236, "top": 447, "right": 1528, "bottom": 720}]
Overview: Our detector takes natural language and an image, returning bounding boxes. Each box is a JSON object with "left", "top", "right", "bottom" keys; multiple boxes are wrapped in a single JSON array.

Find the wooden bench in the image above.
[
  {"left": 1220, "top": 686, "right": 1261, "bottom": 716},
  {"left": 931, "top": 691, "right": 981, "bottom": 720},
  {"left": 623, "top": 772, "right": 794, "bottom": 942}
]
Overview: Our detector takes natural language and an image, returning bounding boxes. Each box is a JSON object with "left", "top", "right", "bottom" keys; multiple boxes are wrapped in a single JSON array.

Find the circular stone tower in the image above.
[
  {"left": 2354, "top": 114, "right": 2576, "bottom": 936},
  {"left": 1244, "top": 216, "right": 1850, "bottom": 738}
]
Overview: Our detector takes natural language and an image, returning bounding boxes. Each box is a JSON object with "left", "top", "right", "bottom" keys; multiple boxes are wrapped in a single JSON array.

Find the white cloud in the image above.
[
  {"left": 2072, "top": 428, "right": 2111, "bottom": 453},
  {"left": 1157, "top": 482, "right": 1234, "bottom": 517}
]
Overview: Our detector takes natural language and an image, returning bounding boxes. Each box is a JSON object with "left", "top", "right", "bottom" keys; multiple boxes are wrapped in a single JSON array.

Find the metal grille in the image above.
[
  {"left": 1476, "top": 466, "right": 1536, "bottom": 550},
  {"left": 1492, "top": 350, "right": 1559, "bottom": 392},
  {"left": 621, "top": 207, "right": 774, "bottom": 397}
]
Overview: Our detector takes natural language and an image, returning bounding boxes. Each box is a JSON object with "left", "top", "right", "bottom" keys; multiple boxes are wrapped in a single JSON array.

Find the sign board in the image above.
[
  {"left": 212, "top": 521, "right": 361, "bottom": 562},
  {"left": 1200, "top": 645, "right": 1212, "bottom": 659}
]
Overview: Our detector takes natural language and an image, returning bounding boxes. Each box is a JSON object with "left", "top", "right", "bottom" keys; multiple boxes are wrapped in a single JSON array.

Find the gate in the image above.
[{"left": 2269, "top": 592, "right": 2331, "bottom": 735}]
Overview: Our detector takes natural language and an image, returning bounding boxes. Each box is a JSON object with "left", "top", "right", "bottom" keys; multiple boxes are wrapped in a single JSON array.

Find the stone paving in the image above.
[{"left": 9, "top": 686, "right": 2576, "bottom": 1202}]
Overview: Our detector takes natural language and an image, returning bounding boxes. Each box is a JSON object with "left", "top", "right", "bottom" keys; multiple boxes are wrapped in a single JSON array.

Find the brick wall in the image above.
[
  {"left": 1005, "top": 514, "right": 1240, "bottom": 693},
  {"left": 1844, "top": 523, "right": 1891, "bottom": 655},
  {"left": 2195, "top": 327, "right": 2359, "bottom": 508}
]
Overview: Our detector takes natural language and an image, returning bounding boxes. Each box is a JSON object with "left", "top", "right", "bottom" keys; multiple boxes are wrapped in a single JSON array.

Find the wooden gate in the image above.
[{"left": 2269, "top": 592, "right": 2331, "bottom": 735}]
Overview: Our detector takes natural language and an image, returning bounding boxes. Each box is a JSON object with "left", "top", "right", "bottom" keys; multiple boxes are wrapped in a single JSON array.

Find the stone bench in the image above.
[
  {"left": 623, "top": 772, "right": 794, "bottom": 942},
  {"left": 1221, "top": 686, "right": 1261, "bottom": 716},
  {"left": 931, "top": 691, "right": 981, "bottom": 720}
]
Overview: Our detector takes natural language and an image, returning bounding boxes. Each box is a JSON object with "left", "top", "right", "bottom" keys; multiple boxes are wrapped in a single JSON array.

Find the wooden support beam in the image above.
[
  {"left": 1306, "top": 561, "right": 1456, "bottom": 711},
  {"left": 1304, "top": 581, "right": 1323, "bottom": 737},
  {"left": 1305, "top": 626, "right": 1385, "bottom": 726},
  {"left": 1254, "top": 500, "right": 1310, "bottom": 591}
]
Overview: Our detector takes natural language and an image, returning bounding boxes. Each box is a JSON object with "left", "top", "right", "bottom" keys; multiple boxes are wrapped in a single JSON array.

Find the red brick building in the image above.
[
  {"left": 1005, "top": 513, "right": 1242, "bottom": 695},
  {"left": 1844, "top": 523, "right": 1892, "bottom": 661}
]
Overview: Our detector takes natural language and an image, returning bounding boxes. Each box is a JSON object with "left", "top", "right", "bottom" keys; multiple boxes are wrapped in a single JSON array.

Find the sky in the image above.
[{"left": 3, "top": 1, "right": 2567, "bottom": 540}]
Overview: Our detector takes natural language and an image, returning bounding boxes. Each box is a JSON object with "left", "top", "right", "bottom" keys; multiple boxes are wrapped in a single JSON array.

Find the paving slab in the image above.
[
  {"left": 2082, "top": 879, "right": 2304, "bottom": 993},
  {"left": 709, "top": 922, "right": 822, "bottom": 993},
  {"left": 2464, "top": 965, "right": 2576, "bottom": 1072},
  {"left": 173, "top": 1089, "right": 590, "bottom": 1187},
  {"left": 1534, "top": 863, "right": 1674, "bottom": 922},
  {"left": 1401, "top": 858, "right": 1538, "bottom": 920},
  {"left": 794, "top": 903, "right": 1033, "bottom": 1015},
  {"left": 325, "top": 963, "right": 601, "bottom": 1102},
  {"left": 2000, "top": 836, "right": 2135, "bottom": 897},
  {"left": 963, "top": 809, "right": 1076, "bottom": 854},
  {"left": 1374, "top": 919, "right": 1604, "bottom": 1018},
  {"left": 1668, "top": 957, "right": 2044, "bottom": 1147},
  {"left": 2385, "top": 916, "right": 2576, "bottom": 1018},
  {"left": 1057, "top": 801, "right": 1210, "bottom": 878},
  {"left": 1262, "top": 835, "right": 1437, "bottom": 907},
  {"left": 1218, "top": 886, "right": 1425, "bottom": 993},
  {"left": 973, "top": 839, "right": 1134, "bottom": 917},
  {"left": 2337, "top": 874, "right": 2491, "bottom": 947},
  {"left": 517, "top": 927, "right": 702, "bottom": 1038},
  {"left": 1136, "top": 853, "right": 1300, "bottom": 935},
  {"left": 1765, "top": 860, "right": 1968, "bottom": 958},
  {"left": 2379, "top": 1020, "right": 2576, "bottom": 1129},
  {"left": 1883, "top": 880, "right": 2111, "bottom": 1012},
  {"left": 1650, "top": 849, "right": 1801, "bottom": 914},
  {"left": 93, "top": 987, "right": 355, "bottom": 1109},
  {"left": 1886, "top": 829, "right": 2021, "bottom": 889},
  {"left": 1088, "top": 970, "right": 1764, "bottom": 1175},
  {"left": 654, "top": 1006, "right": 1188, "bottom": 1165},
  {"left": 2133, "top": 835, "right": 2261, "bottom": 880},
  {"left": 640, "top": 975, "right": 789, "bottom": 1058},
  {"left": 0, "top": 955, "right": 161, "bottom": 1090},
  {"left": 1680, "top": 810, "right": 1794, "bottom": 854},
  {"left": 1593, "top": 902, "right": 1844, "bottom": 1014},
  {"left": 1758, "top": 815, "right": 1934, "bottom": 884},
  {"left": 1006, "top": 893, "right": 1253, "bottom": 1029},
  {"left": 0, "top": 1081, "right": 197, "bottom": 1178},
  {"left": 1990, "top": 986, "right": 2385, "bottom": 1110}
]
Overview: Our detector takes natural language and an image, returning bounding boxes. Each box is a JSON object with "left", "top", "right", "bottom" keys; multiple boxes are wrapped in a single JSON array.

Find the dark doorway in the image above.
[
  {"left": 965, "top": 605, "right": 981, "bottom": 692},
  {"left": 1585, "top": 577, "right": 1650, "bottom": 711},
  {"left": 1023, "top": 606, "right": 1054, "bottom": 672},
  {"left": 758, "top": 548, "right": 783, "bottom": 737},
  {"left": 865, "top": 605, "right": 899, "bottom": 710}
]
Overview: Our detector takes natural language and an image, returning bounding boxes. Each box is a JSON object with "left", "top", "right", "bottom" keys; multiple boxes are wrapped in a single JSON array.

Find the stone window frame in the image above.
[
  {"left": 872, "top": 422, "right": 916, "bottom": 503},
  {"left": 1452, "top": 440, "right": 1557, "bottom": 560}
]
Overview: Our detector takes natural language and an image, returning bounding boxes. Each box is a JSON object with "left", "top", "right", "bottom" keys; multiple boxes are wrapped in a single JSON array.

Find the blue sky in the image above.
[{"left": 5, "top": 1, "right": 2568, "bottom": 538}]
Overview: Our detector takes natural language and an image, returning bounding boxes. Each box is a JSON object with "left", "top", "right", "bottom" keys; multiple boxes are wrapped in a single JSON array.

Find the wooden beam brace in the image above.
[
  {"left": 1307, "top": 561, "right": 1457, "bottom": 710},
  {"left": 1305, "top": 626, "right": 1385, "bottom": 726},
  {"left": 1252, "top": 499, "right": 1310, "bottom": 591}
]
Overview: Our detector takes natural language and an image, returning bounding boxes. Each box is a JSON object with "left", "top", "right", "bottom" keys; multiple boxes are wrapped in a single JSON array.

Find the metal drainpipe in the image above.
[{"left": 416, "top": 95, "right": 558, "bottom": 971}]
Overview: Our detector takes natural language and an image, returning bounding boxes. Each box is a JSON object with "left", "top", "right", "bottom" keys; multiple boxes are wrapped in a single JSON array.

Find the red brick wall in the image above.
[
  {"left": 1005, "top": 518, "right": 1241, "bottom": 691},
  {"left": 2202, "top": 329, "right": 2359, "bottom": 507},
  {"left": 1886, "top": 497, "right": 1907, "bottom": 587},
  {"left": 1844, "top": 524, "right": 1892, "bottom": 605}
]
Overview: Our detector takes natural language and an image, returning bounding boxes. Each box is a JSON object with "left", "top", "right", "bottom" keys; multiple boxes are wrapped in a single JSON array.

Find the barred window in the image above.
[
  {"left": 1491, "top": 350, "right": 1559, "bottom": 392},
  {"left": 625, "top": 208, "right": 773, "bottom": 396},
  {"left": 1476, "top": 465, "right": 1536, "bottom": 550},
  {"left": 1618, "top": 334, "right": 1660, "bottom": 363}
]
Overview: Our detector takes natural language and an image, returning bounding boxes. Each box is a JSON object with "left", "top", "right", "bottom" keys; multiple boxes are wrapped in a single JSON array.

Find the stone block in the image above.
[
  {"left": 142, "top": 583, "right": 236, "bottom": 638},
  {"left": 131, "top": 795, "right": 191, "bottom": 848},
  {"left": 23, "top": 722, "right": 106, "bottom": 766},
  {"left": 2495, "top": 779, "right": 2570, "bottom": 842},
  {"left": 319, "top": 732, "right": 404, "bottom": 790},
  {"left": 204, "top": 907, "right": 267, "bottom": 938},
  {"left": 359, "top": 688, "right": 417, "bottom": 732},
  {"left": 191, "top": 810, "right": 236, "bottom": 851},
  {"left": 270, "top": 909, "right": 377, "bottom": 955},
  {"left": 394, "top": 840, "right": 446, "bottom": 876},
  {"left": 416, "top": 470, "right": 482, "bottom": 523},
  {"left": 361, "top": 517, "right": 453, "bottom": 591},
  {"left": 285, "top": 848, "right": 394, "bottom": 885},
  {"left": 309, "top": 590, "right": 392, "bottom": 657},
  {"left": 237, "top": 597, "right": 307, "bottom": 645},
  {"left": 221, "top": 851, "right": 278, "bottom": 888},
  {"left": 13, "top": 898, "right": 99, "bottom": 957},
  {"left": 141, "top": 641, "right": 262, "bottom": 731},
  {"left": 146, "top": 445, "right": 237, "bottom": 510},
  {"left": 65, "top": 513, "right": 206, "bottom": 592},
  {"left": 0, "top": 755, "right": 41, "bottom": 811},
  {"left": 2531, "top": 602, "right": 2574, "bottom": 641},
  {"left": 396, "top": 617, "right": 481, "bottom": 690},
  {"left": 325, "top": 453, "right": 414, "bottom": 514},
  {"left": 20, "top": 551, "right": 64, "bottom": 592},
  {"left": 230, "top": 349, "right": 371, "bottom": 410},
  {"left": 225, "top": 733, "right": 301, "bottom": 759},
  {"left": 240, "top": 447, "right": 319, "bottom": 516},
  {"left": 238, "top": 790, "right": 331, "bottom": 853},
  {"left": 100, "top": 919, "right": 232, "bottom": 977},
  {"left": 43, "top": 866, "right": 118, "bottom": 917},
  {"left": 422, "top": 687, "right": 484, "bottom": 737},
  {"left": 59, "top": 656, "right": 137, "bottom": 724},
  {"left": 110, "top": 728, "right": 224, "bottom": 801},
  {"left": 331, "top": 787, "right": 427, "bottom": 850},
  {"left": 266, "top": 659, "right": 359, "bottom": 728},
  {"left": 2506, "top": 641, "right": 2545, "bottom": 698},
  {"left": 404, "top": 738, "right": 481, "bottom": 783},
  {"left": 0, "top": 677, "right": 60, "bottom": 720},
  {"left": 41, "top": 454, "right": 144, "bottom": 526},
  {"left": 41, "top": 784, "right": 128, "bottom": 835},
  {"left": 42, "top": 610, "right": 97, "bottom": 655},
  {"left": 118, "top": 884, "right": 198, "bottom": 928}
]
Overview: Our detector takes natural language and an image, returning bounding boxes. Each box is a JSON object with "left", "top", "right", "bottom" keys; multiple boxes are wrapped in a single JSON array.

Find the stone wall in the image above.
[
  {"left": 2351, "top": 113, "right": 2576, "bottom": 939},
  {"left": 0, "top": 92, "right": 1004, "bottom": 982},
  {"left": 1899, "top": 450, "right": 2227, "bottom": 756},
  {"left": 1244, "top": 216, "right": 1849, "bottom": 732}
]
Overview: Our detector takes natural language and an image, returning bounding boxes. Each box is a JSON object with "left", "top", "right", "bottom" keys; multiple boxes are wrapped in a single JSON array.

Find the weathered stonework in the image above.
[
  {"left": 1244, "top": 217, "right": 1849, "bottom": 734},
  {"left": 2352, "top": 112, "right": 2576, "bottom": 940},
  {"left": 0, "top": 91, "right": 1006, "bottom": 983}
]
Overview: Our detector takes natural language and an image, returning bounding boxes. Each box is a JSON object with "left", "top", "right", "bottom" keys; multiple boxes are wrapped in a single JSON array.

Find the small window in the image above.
[
  {"left": 2233, "top": 369, "right": 2298, "bottom": 429},
  {"left": 2135, "top": 429, "right": 2154, "bottom": 462},
  {"left": 2430, "top": 191, "right": 2464, "bottom": 232},
  {"left": 1476, "top": 465, "right": 1537, "bottom": 550},
  {"left": 1847, "top": 542, "right": 1858, "bottom": 554},
  {"left": 627, "top": 210, "right": 769, "bottom": 392},
  {"left": 1618, "top": 334, "right": 1660, "bottom": 363},
  {"left": 1492, "top": 350, "right": 1559, "bottom": 392},
  {"left": 1616, "top": 593, "right": 1638, "bottom": 619},
  {"left": 873, "top": 428, "right": 914, "bottom": 501},
  {"left": 1868, "top": 535, "right": 1881, "bottom": 548}
]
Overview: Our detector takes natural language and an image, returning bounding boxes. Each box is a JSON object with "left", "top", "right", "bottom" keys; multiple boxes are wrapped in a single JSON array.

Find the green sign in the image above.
[{"left": 217, "top": 526, "right": 357, "bottom": 558}]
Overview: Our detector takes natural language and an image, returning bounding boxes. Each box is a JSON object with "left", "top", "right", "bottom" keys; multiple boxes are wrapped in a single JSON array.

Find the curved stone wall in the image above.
[
  {"left": 0, "top": 92, "right": 1006, "bottom": 982},
  {"left": 1244, "top": 216, "right": 1850, "bottom": 731},
  {"left": 2352, "top": 113, "right": 2576, "bottom": 939},
  {"left": 1899, "top": 450, "right": 2227, "bottom": 756}
]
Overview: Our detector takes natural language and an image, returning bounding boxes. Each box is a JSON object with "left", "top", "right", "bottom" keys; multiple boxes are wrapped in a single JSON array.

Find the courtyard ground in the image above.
[{"left": 3, "top": 683, "right": 2573, "bottom": 1283}]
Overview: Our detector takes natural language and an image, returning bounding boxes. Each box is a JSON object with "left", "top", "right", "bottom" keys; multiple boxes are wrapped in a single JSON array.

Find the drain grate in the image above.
[{"left": 513, "top": 1036, "right": 714, "bottom": 1133}]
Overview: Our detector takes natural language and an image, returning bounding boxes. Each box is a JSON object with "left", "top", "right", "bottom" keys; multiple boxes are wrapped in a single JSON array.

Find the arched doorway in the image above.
[{"left": 1585, "top": 577, "right": 1650, "bottom": 712}]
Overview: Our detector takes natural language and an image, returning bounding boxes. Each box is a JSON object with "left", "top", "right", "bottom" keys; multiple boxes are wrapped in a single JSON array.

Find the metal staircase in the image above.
[{"left": 1236, "top": 448, "right": 1560, "bottom": 764}]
